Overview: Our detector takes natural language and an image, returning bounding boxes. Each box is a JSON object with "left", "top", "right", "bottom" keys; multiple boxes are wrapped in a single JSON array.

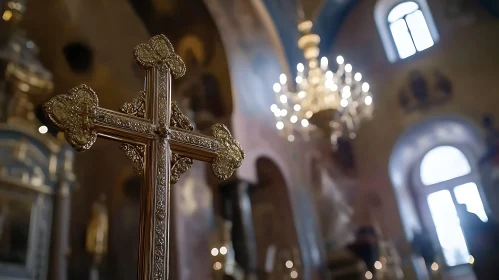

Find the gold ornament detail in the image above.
[
  {"left": 210, "top": 124, "right": 245, "bottom": 180},
  {"left": 170, "top": 101, "right": 194, "bottom": 130},
  {"left": 133, "top": 34, "right": 186, "bottom": 78},
  {"left": 120, "top": 90, "right": 146, "bottom": 118},
  {"left": 42, "top": 34, "right": 244, "bottom": 280},
  {"left": 43, "top": 84, "right": 98, "bottom": 151},
  {"left": 169, "top": 100, "right": 194, "bottom": 184},
  {"left": 170, "top": 154, "right": 193, "bottom": 184},
  {"left": 121, "top": 143, "right": 145, "bottom": 175}
]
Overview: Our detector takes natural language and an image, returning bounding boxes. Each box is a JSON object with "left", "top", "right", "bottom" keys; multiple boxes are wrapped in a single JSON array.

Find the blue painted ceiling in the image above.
[{"left": 261, "top": 0, "right": 357, "bottom": 73}]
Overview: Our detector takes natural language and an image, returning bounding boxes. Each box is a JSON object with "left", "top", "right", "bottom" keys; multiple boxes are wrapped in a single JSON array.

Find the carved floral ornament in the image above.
[
  {"left": 43, "top": 34, "right": 244, "bottom": 184},
  {"left": 43, "top": 34, "right": 244, "bottom": 280}
]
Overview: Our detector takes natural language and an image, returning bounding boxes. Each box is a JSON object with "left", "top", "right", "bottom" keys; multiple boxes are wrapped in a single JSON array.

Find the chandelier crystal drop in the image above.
[{"left": 270, "top": 20, "right": 374, "bottom": 145}]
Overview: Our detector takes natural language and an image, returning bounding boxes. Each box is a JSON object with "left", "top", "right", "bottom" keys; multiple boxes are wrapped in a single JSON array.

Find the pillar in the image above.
[{"left": 219, "top": 180, "right": 258, "bottom": 277}]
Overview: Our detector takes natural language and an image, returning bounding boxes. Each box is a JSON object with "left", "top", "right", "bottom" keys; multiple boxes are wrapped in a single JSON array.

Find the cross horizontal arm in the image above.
[
  {"left": 168, "top": 123, "right": 244, "bottom": 181},
  {"left": 43, "top": 84, "right": 155, "bottom": 151},
  {"left": 95, "top": 108, "right": 154, "bottom": 144}
]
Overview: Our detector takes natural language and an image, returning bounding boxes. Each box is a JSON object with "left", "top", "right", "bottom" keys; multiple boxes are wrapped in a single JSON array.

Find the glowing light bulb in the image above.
[
  {"left": 354, "top": 72, "right": 362, "bottom": 81},
  {"left": 214, "top": 262, "right": 222, "bottom": 270},
  {"left": 350, "top": 132, "right": 356, "bottom": 139},
  {"left": 305, "top": 111, "right": 313, "bottom": 118},
  {"left": 270, "top": 104, "right": 278, "bottom": 112},
  {"left": 365, "top": 96, "right": 373, "bottom": 105},
  {"left": 365, "top": 271, "right": 373, "bottom": 279},
  {"left": 211, "top": 248, "right": 219, "bottom": 256},
  {"left": 362, "top": 82, "right": 370, "bottom": 92},
  {"left": 276, "top": 122, "right": 284, "bottom": 130},
  {"left": 332, "top": 84, "right": 338, "bottom": 91},
  {"left": 297, "top": 63, "right": 304, "bottom": 72},
  {"left": 285, "top": 261, "right": 293, "bottom": 268},
  {"left": 220, "top": 246, "right": 227, "bottom": 255},
  {"left": 290, "top": 115, "right": 298, "bottom": 123},
  {"left": 325, "top": 80, "right": 333, "bottom": 89},
  {"left": 345, "top": 64, "right": 352, "bottom": 72},
  {"left": 336, "top": 55, "right": 344, "bottom": 64},
  {"left": 469, "top": 255, "right": 475, "bottom": 265},
  {"left": 296, "top": 76, "right": 303, "bottom": 84},
  {"left": 273, "top": 83, "right": 281, "bottom": 92},
  {"left": 281, "top": 109, "right": 288, "bottom": 116},
  {"left": 374, "top": 261, "right": 382, "bottom": 270},
  {"left": 280, "top": 95, "right": 287, "bottom": 103},
  {"left": 293, "top": 104, "right": 301, "bottom": 111},
  {"left": 280, "top": 73, "right": 287, "bottom": 84},
  {"left": 341, "top": 99, "right": 348, "bottom": 107},
  {"left": 320, "top": 57, "right": 328, "bottom": 69},
  {"left": 2, "top": 10, "right": 12, "bottom": 21},
  {"left": 301, "top": 119, "right": 309, "bottom": 127},
  {"left": 38, "top": 125, "right": 48, "bottom": 134},
  {"left": 326, "top": 70, "right": 334, "bottom": 79},
  {"left": 298, "top": 91, "right": 306, "bottom": 99},
  {"left": 290, "top": 271, "right": 298, "bottom": 279},
  {"left": 287, "top": 135, "right": 295, "bottom": 142},
  {"left": 431, "top": 263, "right": 439, "bottom": 271},
  {"left": 342, "top": 86, "right": 351, "bottom": 99},
  {"left": 274, "top": 110, "right": 281, "bottom": 117}
]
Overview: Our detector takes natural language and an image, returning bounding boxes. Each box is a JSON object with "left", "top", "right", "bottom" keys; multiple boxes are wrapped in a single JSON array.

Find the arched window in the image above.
[
  {"left": 375, "top": 0, "right": 439, "bottom": 62},
  {"left": 417, "top": 146, "right": 487, "bottom": 267}
]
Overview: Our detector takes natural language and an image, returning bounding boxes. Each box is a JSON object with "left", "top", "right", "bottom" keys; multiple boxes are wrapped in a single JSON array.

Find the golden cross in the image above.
[{"left": 42, "top": 35, "right": 244, "bottom": 280}]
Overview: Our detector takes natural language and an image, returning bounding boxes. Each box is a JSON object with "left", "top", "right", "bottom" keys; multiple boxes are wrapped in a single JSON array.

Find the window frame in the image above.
[
  {"left": 411, "top": 143, "right": 490, "bottom": 268},
  {"left": 375, "top": 0, "right": 439, "bottom": 63},
  {"left": 387, "top": 3, "right": 421, "bottom": 59}
]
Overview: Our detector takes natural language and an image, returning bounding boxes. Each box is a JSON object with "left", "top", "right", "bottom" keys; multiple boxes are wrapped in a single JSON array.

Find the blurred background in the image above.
[{"left": 1, "top": 0, "right": 499, "bottom": 279}]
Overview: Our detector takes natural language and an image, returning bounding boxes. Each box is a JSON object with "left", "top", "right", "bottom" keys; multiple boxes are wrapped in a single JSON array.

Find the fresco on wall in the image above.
[{"left": 398, "top": 69, "right": 453, "bottom": 112}]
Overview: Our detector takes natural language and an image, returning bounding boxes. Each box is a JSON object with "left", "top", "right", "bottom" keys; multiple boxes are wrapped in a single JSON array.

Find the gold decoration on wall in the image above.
[{"left": 43, "top": 34, "right": 244, "bottom": 280}]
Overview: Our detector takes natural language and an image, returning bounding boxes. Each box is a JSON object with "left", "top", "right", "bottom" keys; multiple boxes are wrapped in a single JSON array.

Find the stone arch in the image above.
[
  {"left": 251, "top": 157, "right": 301, "bottom": 277},
  {"left": 389, "top": 115, "right": 485, "bottom": 239}
]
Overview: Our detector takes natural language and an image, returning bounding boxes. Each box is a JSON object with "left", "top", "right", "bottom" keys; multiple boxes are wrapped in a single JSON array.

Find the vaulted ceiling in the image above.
[{"left": 261, "top": 0, "right": 357, "bottom": 71}]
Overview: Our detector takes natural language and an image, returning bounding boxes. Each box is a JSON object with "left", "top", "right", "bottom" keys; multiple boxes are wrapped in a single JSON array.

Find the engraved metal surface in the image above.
[
  {"left": 169, "top": 101, "right": 194, "bottom": 184},
  {"left": 120, "top": 90, "right": 146, "bottom": 118},
  {"left": 120, "top": 143, "right": 145, "bottom": 175},
  {"left": 42, "top": 34, "right": 244, "bottom": 280},
  {"left": 43, "top": 84, "right": 98, "bottom": 151},
  {"left": 133, "top": 34, "right": 186, "bottom": 79},
  {"left": 210, "top": 124, "right": 244, "bottom": 180}
]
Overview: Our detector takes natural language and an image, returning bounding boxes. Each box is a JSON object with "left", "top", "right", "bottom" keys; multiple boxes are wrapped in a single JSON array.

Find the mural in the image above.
[{"left": 398, "top": 69, "right": 453, "bottom": 112}]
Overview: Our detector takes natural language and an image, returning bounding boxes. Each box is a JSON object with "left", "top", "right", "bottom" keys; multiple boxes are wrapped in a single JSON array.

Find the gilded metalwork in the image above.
[
  {"left": 120, "top": 143, "right": 145, "bottom": 175},
  {"left": 133, "top": 34, "right": 186, "bottom": 78},
  {"left": 42, "top": 84, "right": 98, "bottom": 152},
  {"left": 43, "top": 34, "right": 244, "bottom": 280},
  {"left": 170, "top": 154, "right": 193, "bottom": 184},
  {"left": 169, "top": 101, "right": 194, "bottom": 184},
  {"left": 120, "top": 90, "right": 146, "bottom": 118},
  {"left": 170, "top": 101, "right": 193, "bottom": 130},
  {"left": 211, "top": 124, "right": 245, "bottom": 180}
]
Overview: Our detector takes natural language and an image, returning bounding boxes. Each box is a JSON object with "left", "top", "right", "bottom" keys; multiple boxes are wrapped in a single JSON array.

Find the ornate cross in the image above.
[{"left": 43, "top": 35, "right": 244, "bottom": 280}]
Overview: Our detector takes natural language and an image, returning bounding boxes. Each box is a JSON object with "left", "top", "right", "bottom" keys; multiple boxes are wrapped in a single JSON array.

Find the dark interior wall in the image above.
[{"left": 251, "top": 157, "right": 300, "bottom": 273}]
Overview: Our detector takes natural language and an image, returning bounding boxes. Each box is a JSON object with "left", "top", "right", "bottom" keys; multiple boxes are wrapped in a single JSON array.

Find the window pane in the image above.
[
  {"left": 406, "top": 10, "right": 434, "bottom": 51},
  {"left": 454, "top": 183, "right": 488, "bottom": 222},
  {"left": 390, "top": 19, "right": 417, "bottom": 59},
  {"left": 427, "top": 190, "right": 469, "bottom": 266},
  {"left": 420, "top": 146, "right": 471, "bottom": 185},
  {"left": 388, "top": 2, "right": 420, "bottom": 23}
]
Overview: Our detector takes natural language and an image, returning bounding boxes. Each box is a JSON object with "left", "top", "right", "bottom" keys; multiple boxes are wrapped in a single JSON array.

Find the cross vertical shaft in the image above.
[{"left": 43, "top": 35, "right": 244, "bottom": 280}]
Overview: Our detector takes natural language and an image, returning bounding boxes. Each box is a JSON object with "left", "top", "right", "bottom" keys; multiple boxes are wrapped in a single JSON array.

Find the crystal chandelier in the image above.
[{"left": 270, "top": 20, "right": 374, "bottom": 144}]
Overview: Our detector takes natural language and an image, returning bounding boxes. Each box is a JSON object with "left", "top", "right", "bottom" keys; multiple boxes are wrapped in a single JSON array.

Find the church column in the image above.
[
  {"left": 219, "top": 180, "right": 258, "bottom": 277},
  {"left": 49, "top": 150, "right": 75, "bottom": 280}
]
